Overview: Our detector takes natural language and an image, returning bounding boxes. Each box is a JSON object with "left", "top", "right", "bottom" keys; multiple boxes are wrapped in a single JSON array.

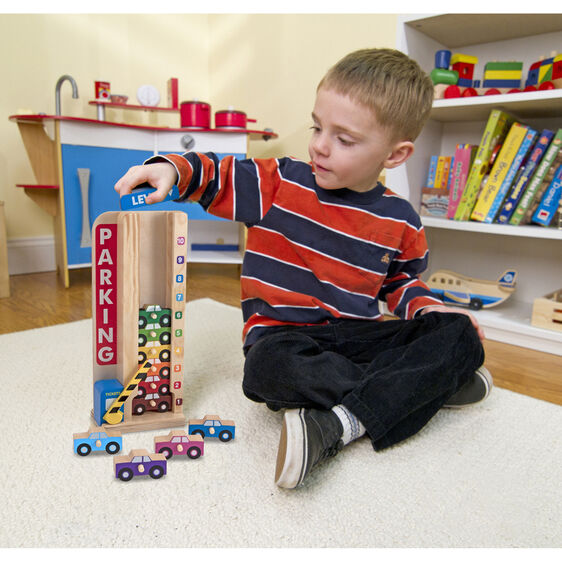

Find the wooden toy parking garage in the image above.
[{"left": 92, "top": 210, "right": 188, "bottom": 433}]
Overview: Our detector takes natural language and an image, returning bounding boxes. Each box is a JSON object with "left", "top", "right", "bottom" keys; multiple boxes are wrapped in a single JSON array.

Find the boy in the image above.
[{"left": 115, "top": 48, "right": 491, "bottom": 489}]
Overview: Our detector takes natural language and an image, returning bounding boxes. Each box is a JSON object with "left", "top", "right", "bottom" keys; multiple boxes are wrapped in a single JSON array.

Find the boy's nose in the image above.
[{"left": 311, "top": 133, "right": 329, "bottom": 156}]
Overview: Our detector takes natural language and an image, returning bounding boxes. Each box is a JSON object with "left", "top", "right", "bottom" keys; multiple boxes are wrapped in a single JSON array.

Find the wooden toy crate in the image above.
[{"left": 531, "top": 289, "right": 562, "bottom": 333}]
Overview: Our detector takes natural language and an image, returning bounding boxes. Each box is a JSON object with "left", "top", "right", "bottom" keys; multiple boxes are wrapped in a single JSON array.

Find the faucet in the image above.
[{"left": 55, "top": 74, "right": 79, "bottom": 116}]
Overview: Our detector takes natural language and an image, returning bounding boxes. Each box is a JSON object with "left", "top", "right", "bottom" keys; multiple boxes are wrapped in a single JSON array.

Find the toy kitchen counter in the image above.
[{"left": 10, "top": 112, "right": 277, "bottom": 287}]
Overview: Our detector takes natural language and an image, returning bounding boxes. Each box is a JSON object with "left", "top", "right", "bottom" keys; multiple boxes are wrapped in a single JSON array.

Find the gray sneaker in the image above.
[
  {"left": 444, "top": 366, "right": 493, "bottom": 408},
  {"left": 275, "top": 408, "right": 343, "bottom": 489}
]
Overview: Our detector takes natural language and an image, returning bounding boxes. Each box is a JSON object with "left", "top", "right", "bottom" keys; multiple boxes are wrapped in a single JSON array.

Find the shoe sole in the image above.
[
  {"left": 444, "top": 366, "right": 493, "bottom": 409},
  {"left": 275, "top": 409, "right": 307, "bottom": 489}
]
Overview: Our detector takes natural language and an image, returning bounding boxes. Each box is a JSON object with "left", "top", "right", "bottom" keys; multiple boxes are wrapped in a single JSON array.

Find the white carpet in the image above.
[{"left": 0, "top": 298, "right": 560, "bottom": 548}]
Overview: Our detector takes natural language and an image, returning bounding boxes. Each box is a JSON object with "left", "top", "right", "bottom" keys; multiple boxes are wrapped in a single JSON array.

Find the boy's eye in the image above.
[
  {"left": 310, "top": 125, "right": 320, "bottom": 133},
  {"left": 338, "top": 137, "right": 355, "bottom": 146}
]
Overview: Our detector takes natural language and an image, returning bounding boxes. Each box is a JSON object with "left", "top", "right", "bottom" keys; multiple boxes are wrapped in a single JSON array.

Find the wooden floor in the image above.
[{"left": 1, "top": 266, "right": 561, "bottom": 406}]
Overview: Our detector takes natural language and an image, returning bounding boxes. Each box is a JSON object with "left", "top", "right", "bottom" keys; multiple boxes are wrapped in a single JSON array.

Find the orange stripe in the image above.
[
  {"left": 275, "top": 182, "right": 410, "bottom": 244},
  {"left": 247, "top": 227, "right": 384, "bottom": 297},
  {"left": 241, "top": 277, "right": 343, "bottom": 317}
]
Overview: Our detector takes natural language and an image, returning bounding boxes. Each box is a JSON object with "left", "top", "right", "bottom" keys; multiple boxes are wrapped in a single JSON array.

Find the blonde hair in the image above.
[{"left": 318, "top": 48, "right": 434, "bottom": 141}]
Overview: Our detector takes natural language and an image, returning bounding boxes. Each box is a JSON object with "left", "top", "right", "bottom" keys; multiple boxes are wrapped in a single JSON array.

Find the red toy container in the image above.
[
  {"left": 215, "top": 109, "right": 248, "bottom": 129},
  {"left": 180, "top": 101, "right": 211, "bottom": 128}
]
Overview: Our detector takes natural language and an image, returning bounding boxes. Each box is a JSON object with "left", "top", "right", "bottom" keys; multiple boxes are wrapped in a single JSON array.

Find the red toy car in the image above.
[
  {"left": 132, "top": 392, "right": 172, "bottom": 415},
  {"left": 154, "top": 430, "right": 204, "bottom": 459}
]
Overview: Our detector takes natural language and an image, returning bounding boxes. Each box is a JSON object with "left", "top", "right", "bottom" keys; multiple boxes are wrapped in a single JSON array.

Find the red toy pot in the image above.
[
  {"left": 215, "top": 109, "right": 256, "bottom": 129},
  {"left": 180, "top": 101, "right": 211, "bottom": 128}
]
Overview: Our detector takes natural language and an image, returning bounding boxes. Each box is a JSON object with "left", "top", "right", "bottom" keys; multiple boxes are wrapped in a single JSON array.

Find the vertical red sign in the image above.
[{"left": 95, "top": 223, "right": 117, "bottom": 365}]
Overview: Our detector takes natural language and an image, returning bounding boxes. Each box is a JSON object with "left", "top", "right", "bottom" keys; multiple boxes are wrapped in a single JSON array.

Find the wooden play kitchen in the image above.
[{"left": 10, "top": 80, "right": 277, "bottom": 287}]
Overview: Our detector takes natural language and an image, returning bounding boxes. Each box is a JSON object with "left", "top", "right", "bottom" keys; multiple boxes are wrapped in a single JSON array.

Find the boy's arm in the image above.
[
  {"left": 378, "top": 223, "right": 484, "bottom": 340},
  {"left": 115, "top": 152, "right": 282, "bottom": 225}
]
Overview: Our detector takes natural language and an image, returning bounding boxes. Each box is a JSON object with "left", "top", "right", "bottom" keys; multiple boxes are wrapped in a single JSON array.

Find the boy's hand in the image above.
[
  {"left": 114, "top": 162, "right": 178, "bottom": 205},
  {"left": 419, "top": 304, "right": 485, "bottom": 342}
]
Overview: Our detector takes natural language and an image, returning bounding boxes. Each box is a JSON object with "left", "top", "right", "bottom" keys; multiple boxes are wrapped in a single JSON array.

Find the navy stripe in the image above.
[
  {"left": 258, "top": 206, "right": 399, "bottom": 275},
  {"left": 242, "top": 252, "right": 381, "bottom": 318}
]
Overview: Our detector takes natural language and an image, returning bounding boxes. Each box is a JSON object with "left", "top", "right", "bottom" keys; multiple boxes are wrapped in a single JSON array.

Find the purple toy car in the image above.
[{"left": 114, "top": 449, "right": 167, "bottom": 481}]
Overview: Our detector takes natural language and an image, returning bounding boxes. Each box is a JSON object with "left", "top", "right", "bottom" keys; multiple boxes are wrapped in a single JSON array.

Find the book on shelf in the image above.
[
  {"left": 420, "top": 187, "right": 449, "bottom": 217},
  {"left": 454, "top": 109, "right": 516, "bottom": 221},
  {"left": 531, "top": 164, "right": 562, "bottom": 226},
  {"left": 471, "top": 123, "right": 537, "bottom": 223},
  {"left": 522, "top": 151, "right": 562, "bottom": 225},
  {"left": 510, "top": 128, "right": 562, "bottom": 225},
  {"left": 434, "top": 156, "right": 452, "bottom": 189},
  {"left": 426, "top": 155, "right": 438, "bottom": 187},
  {"left": 496, "top": 129, "right": 554, "bottom": 224},
  {"left": 447, "top": 144, "right": 477, "bottom": 219}
]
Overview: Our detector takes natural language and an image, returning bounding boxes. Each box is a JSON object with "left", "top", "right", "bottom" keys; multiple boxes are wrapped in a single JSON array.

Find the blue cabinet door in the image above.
[{"left": 61, "top": 145, "right": 153, "bottom": 266}]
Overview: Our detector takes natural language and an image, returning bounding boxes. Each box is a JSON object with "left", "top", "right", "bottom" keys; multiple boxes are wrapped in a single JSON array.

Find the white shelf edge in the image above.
[
  {"left": 473, "top": 300, "right": 562, "bottom": 356},
  {"left": 187, "top": 249, "right": 243, "bottom": 264},
  {"left": 421, "top": 216, "right": 562, "bottom": 241}
]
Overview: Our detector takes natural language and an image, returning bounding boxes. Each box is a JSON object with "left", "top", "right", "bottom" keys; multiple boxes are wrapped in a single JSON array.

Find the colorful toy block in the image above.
[
  {"left": 120, "top": 185, "right": 179, "bottom": 210},
  {"left": 451, "top": 53, "right": 478, "bottom": 87},
  {"left": 483, "top": 61, "right": 523, "bottom": 88}
]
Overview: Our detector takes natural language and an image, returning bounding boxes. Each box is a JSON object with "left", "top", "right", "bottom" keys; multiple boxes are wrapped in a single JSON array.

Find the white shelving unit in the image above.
[{"left": 389, "top": 14, "right": 562, "bottom": 356}]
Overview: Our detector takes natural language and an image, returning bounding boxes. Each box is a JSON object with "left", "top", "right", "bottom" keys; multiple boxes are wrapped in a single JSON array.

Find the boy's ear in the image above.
[{"left": 384, "top": 141, "right": 415, "bottom": 169}]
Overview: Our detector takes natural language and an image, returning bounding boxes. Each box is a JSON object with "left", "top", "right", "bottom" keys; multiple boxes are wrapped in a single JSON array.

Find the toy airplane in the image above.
[{"left": 427, "top": 269, "right": 517, "bottom": 310}]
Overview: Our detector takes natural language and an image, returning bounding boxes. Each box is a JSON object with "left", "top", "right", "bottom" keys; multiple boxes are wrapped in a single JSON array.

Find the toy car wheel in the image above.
[
  {"left": 138, "top": 333, "right": 147, "bottom": 346},
  {"left": 160, "top": 384, "right": 169, "bottom": 395},
  {"left": 187, "top": 446, "right": 202, "bottom": 459},
  {"left": 136, "top": 386, "right": 146, "bottom": 397},
  {"left": 160, "top": 366, "right": 170, "bottom": 378},
  {"left": 159, "top": 349, "right": 170, "bottom": 362},
  {"left": 469, "top": 298, "right": 483, "bottom": 310},
  {"left": 159, "top": 447, "right": 173, "bottom": 459},
  {"left": 117, "top": 468, "right": 134, "bottom": 481},
  {"left": 134, "top": 403, "right": 146, "bottom": 415},
  {"left": 159, "top": 332, "right": 170, "bottom": 344},
  {"left": 149, "top": 465, "right": 165, "bottom": 479},
  {"left": 138, "top": 351, "right": 147, "bottom": 363},
  {"left": 160, "top": 314, "right": 171, "bottom": 327},
  {"left": 157, "top": 401, "right": 170, "bottom": 412},
  {"left": 76, "top": 443, "right": 91, "bottom": 456},
  {"left": 191, "top": 429, "right": 205, "bottom": 438},
  {"left": 139, "top": 316, "right": 147, "bottom": 329},
  {"left": 105, "top": 441, "right": 121, "bottom": 454},
  {"left": 219, "top": 430, "right": 233, "bottom": 442}
]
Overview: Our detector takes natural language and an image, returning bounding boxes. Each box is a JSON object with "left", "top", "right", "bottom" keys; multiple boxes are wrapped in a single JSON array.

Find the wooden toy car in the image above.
[
  {"left": 154, "top": 430, "right": 205, "bottom": 459},
  {"left": 132, "top": 392, "right": 172, "bottom": 415},
  {"left": 137, "top": 374, "right": 170, "bottom": 397},
  {"left": 73, "top": 427, "right": 122, "bottom": 456},
  {"left": 427, "top": 269, "right": 517, "bottom": 310},
  {"left": 114, "top": 449, "right": 167, "bottom": 481},
  {"left": 188, "top": 415, "right": 236, "bottom": 442}
]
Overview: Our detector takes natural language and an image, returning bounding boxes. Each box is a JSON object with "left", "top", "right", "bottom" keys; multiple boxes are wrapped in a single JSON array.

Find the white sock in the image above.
[{"left": 331, "top": 404, "right": 366, "bottom": 445}]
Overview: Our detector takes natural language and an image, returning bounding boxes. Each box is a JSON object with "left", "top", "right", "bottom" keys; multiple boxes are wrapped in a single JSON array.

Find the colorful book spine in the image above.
[
  {"left": 496, "top": 129, "right": 554, "bottom": 224},
  {"left": 532, "top": 164, "right": 562, "bottom": 226},
  {"left": 426, "top": 156, "right": 438, "bottom": 187},
  {"left": 447, "top": 144, "right": 476, "bottom": 219},
  {"left": 440, "top": 156, "right": 452, "bottom": 189},
  {"left": 510, "top": 128, "right": 562, "bottom": 225},
  {"left": 454, "top": 109, "right": 516, "bottom": 221},
  {"left": 484, "top": 126, "right": 537, "bottom": 223},
  {"left": 470, "top": 123, "right": 529, "bottom": 222}
]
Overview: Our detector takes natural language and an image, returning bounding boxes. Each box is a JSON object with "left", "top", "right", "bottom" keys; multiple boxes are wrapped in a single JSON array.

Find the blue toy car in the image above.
[
  {"left": 188, "top": 415, "right": 236, "bottom": 442},
  {"left": 73, "top": 427, "right": 123, "bottom": 456}
]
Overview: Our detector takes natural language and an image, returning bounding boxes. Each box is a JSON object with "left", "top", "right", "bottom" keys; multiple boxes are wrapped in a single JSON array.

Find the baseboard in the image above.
[{"left": 7, "top": 236, "right": 56, "bottom": 275}]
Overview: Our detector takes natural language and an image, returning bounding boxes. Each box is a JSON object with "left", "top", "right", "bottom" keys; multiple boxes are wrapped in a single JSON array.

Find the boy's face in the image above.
[{"left": 309, "top": 87, "right": 409, "bottom": 192}]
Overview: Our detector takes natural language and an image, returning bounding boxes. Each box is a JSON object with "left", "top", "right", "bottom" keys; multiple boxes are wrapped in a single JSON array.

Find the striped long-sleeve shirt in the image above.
[{"left": 148, "top": 152, "right": 443, "bottom": 348}]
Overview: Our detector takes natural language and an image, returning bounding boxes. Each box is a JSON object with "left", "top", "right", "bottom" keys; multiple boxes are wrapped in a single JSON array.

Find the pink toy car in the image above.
[{"left": 154, "top": 430, "right": 204, "bottom": 459}]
